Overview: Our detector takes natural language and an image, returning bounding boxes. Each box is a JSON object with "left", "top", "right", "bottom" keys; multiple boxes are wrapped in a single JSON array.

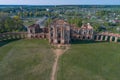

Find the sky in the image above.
[{"left": 0, "top": 0, "right": 120, "bottom": 5}]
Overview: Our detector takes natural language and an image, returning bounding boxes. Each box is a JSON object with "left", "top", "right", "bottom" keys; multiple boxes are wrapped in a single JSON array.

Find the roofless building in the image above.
[
  {"left": 27, "top": 19, "right": 96, "bottom": 45},
  {"left": 49, "top": 20, "right": 70, "bottom": 44}
]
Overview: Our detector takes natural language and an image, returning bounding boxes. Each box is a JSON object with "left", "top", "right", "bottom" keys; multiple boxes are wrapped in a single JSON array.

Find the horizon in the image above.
[
  {"left": 0, "top": 0, "right": 120, "bottom": 5},
  {"left": 0, "top": 4, "right": 120, "bottom": 6}
]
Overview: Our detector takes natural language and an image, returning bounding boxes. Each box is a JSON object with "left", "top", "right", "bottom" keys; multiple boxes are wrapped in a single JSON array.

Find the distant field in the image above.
[
  {"left": 0, "top": 39, "right": 54, "bottom": 80},
  {"left": 57, "top": 41, "right": 120, "bottom": 80}
]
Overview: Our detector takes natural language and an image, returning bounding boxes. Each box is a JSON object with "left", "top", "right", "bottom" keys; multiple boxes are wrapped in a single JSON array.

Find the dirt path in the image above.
[{"left": 51, "top": 45, "right": 69, "bottom": 80}]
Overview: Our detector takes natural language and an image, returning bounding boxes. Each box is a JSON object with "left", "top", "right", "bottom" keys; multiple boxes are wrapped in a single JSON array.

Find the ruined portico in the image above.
[{"left": 49, "top": 20, "right": 70, "bottom": 44}]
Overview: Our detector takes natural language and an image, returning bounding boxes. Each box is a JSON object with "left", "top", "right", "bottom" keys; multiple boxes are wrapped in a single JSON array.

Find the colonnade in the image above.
[
  {"left": 94, "top": 35, "right": 119, "bottom": 42},
  {"left": 0, "top": 32, "right": 27, "bottom": 41},
  {"left": 28, "top": 33, "right": 48, "bottom": 39}
]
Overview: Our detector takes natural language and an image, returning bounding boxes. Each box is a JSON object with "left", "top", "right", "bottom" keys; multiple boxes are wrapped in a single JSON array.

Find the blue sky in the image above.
[{"left": 0, "top": 0, "right": 120, "bottom": 5}]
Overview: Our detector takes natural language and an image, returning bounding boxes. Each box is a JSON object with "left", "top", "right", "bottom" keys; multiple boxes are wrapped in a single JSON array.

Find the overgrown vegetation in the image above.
[{"left": 0, "top": 13, "right": 25, "bottom": 33}]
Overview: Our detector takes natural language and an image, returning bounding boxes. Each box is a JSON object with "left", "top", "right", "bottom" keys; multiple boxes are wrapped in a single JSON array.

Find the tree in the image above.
[
  {"left": 68, "top": 17, "right": 82, "bottom": 27},
  {"left": 91, "top": 22, "right": 101, "bottom": 32},
  {"left": 13, "top": 16, "right": 24, "bottom": 31},
  {"left": 45, "top": 18, "right": 52, "bottom": 27}
]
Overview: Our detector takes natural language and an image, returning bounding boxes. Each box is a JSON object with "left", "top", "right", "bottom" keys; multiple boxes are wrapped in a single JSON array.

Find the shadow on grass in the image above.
[
  {"left": 118, "top": 39, "right": 120, "bottom": 42},
  {"left": 1, "top": 39, "right": 119, "bottom": 47},
  {"left": 0, "top": 39, "right": 20, "bottom": 47},
  {"left": 71, "top": 40, "right": 106, "bottom": 44}
]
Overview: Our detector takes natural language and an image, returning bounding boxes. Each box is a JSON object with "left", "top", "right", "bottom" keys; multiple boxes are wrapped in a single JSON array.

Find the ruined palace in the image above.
[
  {"left": 49, "top": 20, "right": 70, "bottom": 44},
  {"left": 26, "top": 19, "right": 120, "bottom": 44},
  {"left": 71, "top": 23, "right": 94, "bottom": 40},
  {"left": 27, "top": 24, "right": 48, "bottom": 39},
  {"left": 0, "top": 19, "right": 120, "bottom": 43},
  {"left": 27, "top": 19, "right": 94, "bottom": 44}
]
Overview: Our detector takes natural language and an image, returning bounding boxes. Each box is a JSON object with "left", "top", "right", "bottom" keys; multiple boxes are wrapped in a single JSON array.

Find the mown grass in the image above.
[
  {"left": 57, "top": 41, "right": 120, "bottom": 80},
  {"left": 0, "top": 39, "right": 54, "bottom": 80}
]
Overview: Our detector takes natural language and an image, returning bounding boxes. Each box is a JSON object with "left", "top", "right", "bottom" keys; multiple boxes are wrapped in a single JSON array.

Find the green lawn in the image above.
[
  {"left": 0, "top": 39, "right": 54, "bottom": 80},
  {"left": 1, "top": 40, "right": 120, "bottom": 80},
  {"left": 57, "top": 41, "right": 120, "bottom": 80}
]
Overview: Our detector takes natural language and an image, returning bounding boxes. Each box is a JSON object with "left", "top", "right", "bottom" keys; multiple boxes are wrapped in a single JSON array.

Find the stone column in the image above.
[
  {"left": 105, "top": 36, "right": 108, "bottom": 41},
  {"left": 10, "top": 34, "right": 12, "bottom": 39},
  {"left": 85, "top": 36, "right": 88, "bottom": 40},
  {"left": 2, "top": 34, "right": 5, "bottom": 40},
  {"left": 61, "top": 26, "right": 62, "bottom": 44},
  {"left": 100, "top": 35, "right": 104, "bottom": 41},
  {"left": 61, "top": 26, "right": 65, "bottom": 44},
  {"left": 5, "top": 34, "right": 8, "bottom": 40},
  {"left": 55, "top": 27, "right": 58, "bottom": 44},
  {"left": 56, "top": 27, "right": 57, "bottom": 39},
  {"left": 110, "top": 36, "right": 113, "bottom": 42},
  {"left": 24, "top": 33, "right": 27, "bottom": 38},
  {"left": 80, "top": 35, "right": 83, "bottom": 40},
  {"left": 61, "top": 26, "right": 62, "bottom": 39},
  {"left": 96, "top": 35, "right": 99, "bottom": 41},
  {"left": 33, "top": 28, "right": 35, "bottom": 38},
  {"left": 22, "top": 33, "right": 25, "bottom": 39},
  {"left": 114, "top": 37, "right": 118, "bottom": 42},
  {"left": 14, "top": 34, "right": 17, "bottom": 39},
  {"left": 0, "top": 34, "right": 2, "bottom": 41},
  {"left": 49, "top": 27, "right": 51, "bottom": 43},
  {"left": 53, "top": 26, "right": 55, "bottom": 40},
  {"left": 22, "top": 33, "right": 24, "bottom": 39},
  {"left": 12, "top": 33, "right": 15, "bottom": 39},
  {"left": 68, "top": 30, "right": 70, "bottom": 44},
  {"left": 91, "top": 35, "right": 94, "bottom": 40},
  {"left": 54, "top": 26, "right": 57, "bottom": 44},
  {"left": 21, "top": 33, "right": 23, "bottom": 38},
  {"left": 3, "top": 34, "right": 6, "bottom": 40},
  {"left": 18, "top": 33, "right": 21, "bottom": 39},
  {"left": 27, "top": 28, "right": 31, "bottom": 38},
  {"left": 8, "top": 34, "right": 10, "bottom": 40}
]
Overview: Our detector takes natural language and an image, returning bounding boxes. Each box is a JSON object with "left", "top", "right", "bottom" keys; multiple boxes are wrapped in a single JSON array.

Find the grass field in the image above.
[
  {"left": 0, "top": 39, "right": 54, "bottom": 80},
  {"left": 1, "top": 39, "right": 120, "bottom": 80},
  {"left": 57, "top": 41, "right": 120, "bottom": 80}
]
